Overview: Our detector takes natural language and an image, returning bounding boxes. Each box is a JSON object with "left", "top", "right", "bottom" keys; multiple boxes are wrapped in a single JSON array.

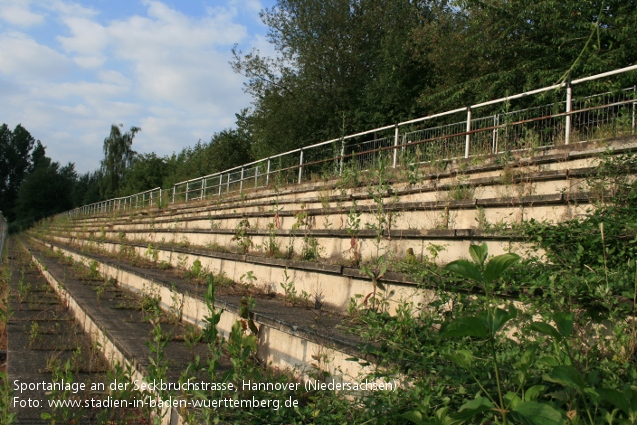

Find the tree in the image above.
[
  {"left": 100, "top": 124, "right": 140, "bottom": 198},
  {"left": 13, "top": 147, "right": 77, "bottom": 230},
  {"left": 232, "top": 0, "right": 437, "bottom": 158},
  {"left": 0, "top": 123, "right": 37, "bottom": 222},
  {"left": 414, "top": 0, "right": 637, "bottom": 111},
  {"left": 121, "top": 153, "right": 169, "bottom": 195}
]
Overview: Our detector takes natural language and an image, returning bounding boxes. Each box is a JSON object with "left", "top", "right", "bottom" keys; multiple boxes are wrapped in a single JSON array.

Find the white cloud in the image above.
[
  {"left": 0, "top": 0, "right": 271, "bottom": 174},
  {"left": 0, "top": 0, "right": 45, "bottom": 27},
  {"left": 0, "top": 31, "right": 73, "bottom": 78}
]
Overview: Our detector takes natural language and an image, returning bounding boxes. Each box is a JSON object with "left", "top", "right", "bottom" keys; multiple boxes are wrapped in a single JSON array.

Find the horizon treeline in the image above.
[{"left": 2, "top": 0, "right": 636, "bottom": 228}]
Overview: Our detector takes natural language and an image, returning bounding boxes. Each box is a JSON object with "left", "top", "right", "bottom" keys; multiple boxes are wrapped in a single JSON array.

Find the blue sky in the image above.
[{"left": 0, "top": 0, "right": 277, "bottom": 173}]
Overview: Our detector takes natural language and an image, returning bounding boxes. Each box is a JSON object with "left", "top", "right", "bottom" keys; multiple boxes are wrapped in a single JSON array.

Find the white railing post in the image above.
[
  {"left": 218, "top": 174, "right": 223, "bottom": 196},
  {"left": 254, "top": 166, "right": 259, "bottom": 188},
  {"left": 339, "top": 140, "right": 345, "bottom": 176},
  {"left": 565, "top": 83, "right": 572, "bottom": 145},
  {"left": 298, "top": 149, "right": 304, "bottom": 184},
  {"left": 392, "top": 125, "right": 399, "bottom": 168},
  {"left": 493, "top": 114, "right": 499, "bottom": 154},
  {"left": 239, "top": 167, "right": 244, "bottom": 192},
  {"left": 266, "top": 160, "right": 271, "bottom": 187},
  {"left": 631, "top": 86, "right": 637, "bottom": 134},
  {"left": 465, "top": 107, "right": 472, "bottom": 158},
  {"left": 202, "top": 178, "right": 206, "bottom": 200},
  {"left": 185, "top": 182, "right": 189, "bottom": 202},
  {"left": 226, "top": 172, "right": 230, "bottom": 193},
  {"left": 172, "top": 185, "right": 176, "bottom": 204}
]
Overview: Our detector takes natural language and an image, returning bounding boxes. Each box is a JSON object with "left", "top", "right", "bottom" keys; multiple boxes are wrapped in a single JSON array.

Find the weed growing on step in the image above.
[
  {"left": 146, "top": 315, "right": 170, "bottom": 425},
  {"left": 346, "top": 202, "right": 362, "bottom": 266},
  {"left": 41, "top": 359, "right": 83, "bottom": 424},
  {"left": 280, "top": 268, "right": 297, "bottom": 306},
  {"left": 28, "top": 321, "right": 40, "bottom": 348},
  {"left": 0, "top": 372, "right": 16, "bottom": 425},
  {"left": 399, "top": 145, "right": 423, "bottom": 186},
  {"left": 88, "top": 260, "right": 100, "bottom": 279},
  {"left": 232, "top": 219, "right": 252, "bottom": 254},
  {"left": 240, "top": 270, "right": 257, "bottom": 288},
  {"left": 145, "top": 243, "right": 159, "bottom": 264},
  {"left": 448, "top": 174, "right": 474, "bottom": 200},
  {"left": 263, "top": 222, "right": 280, "bottom": 257},
  {"left": 361, "top": 152, "right": 394, "bottom": 311},
  {"left": 139, "top": 284, "right": 161, "bottom": 320}
]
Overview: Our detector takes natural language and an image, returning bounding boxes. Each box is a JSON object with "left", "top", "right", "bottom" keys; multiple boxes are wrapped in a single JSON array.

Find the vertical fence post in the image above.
[
  {"left": 392, "top": 125, "right": 399, "bottom": 168},
  {"left": 159, "top": 189, "right": 162, "bottom": 207},
  {"left": 266, "top": 160, "right": 271, "bottom": 187},
  {"left": 226, "top": 172, "right": 230, "bottom": 193},
  {"left": 339, "top": 140, "right": 345, "bottom": 176},
  {"left": 172, "top": 186, "right": 176, "bottom": 204},
  {"left": 202, "top": 178, "right": 206, "bottom": 200},
  {"left": 185, "top": 182, "right": 189, "bottom": 202},
  {"left": 255, "top": 165, "right": 259, "bottom": 188},
  {"left": 492, "top": 114, "right": 499, "bottom": 154},
  {"left": 465, "top": 107, "right": 472, "bottom": 158},
  {"left": 631, "top": 86, "right": 637, "bottom": 134},
  {"left": 0, "top": 212, "right": 7, "bottom": 263},
  {"left": 565, "top": 83, "right": 572, "bottom": 145},
  {"left": 218, "top": 174, "right": 223, "bottom": 196},
  {"left": 240, "top": 167, "right": 244, "bottom": 193},
  {"left": 298, "top": 149, "right": 304, "bottom": 184}
]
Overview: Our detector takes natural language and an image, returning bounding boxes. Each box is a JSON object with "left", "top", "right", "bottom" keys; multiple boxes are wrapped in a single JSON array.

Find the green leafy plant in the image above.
[
  {"left": 0, "top": 372, "right": 16, "bottom": 425},
  {"left": 280, "top": 268, "right": 297, "bottom": 305},
  {"left": 232, "top": 219, "right": 252, "bottom": 254}
]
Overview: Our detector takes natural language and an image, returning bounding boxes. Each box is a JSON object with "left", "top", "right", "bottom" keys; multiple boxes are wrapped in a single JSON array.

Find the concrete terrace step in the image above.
[
  {"left": 34, "top": 232, "right": 524, "bottom": 315},
  {"left": 60, "top": 191, "right": 592, "bottom": 236},
  {"left": 5, "top": 242, "right": 111, "bottom": 424},
  {"left": 64, "top": 137, "right": 637, "bottom": 230},
  {"left": 26, "top": 237, "right": 380, "bottom": 383},
  {"left": 44, "top": 225, "right": 534, "bottom": 267}
]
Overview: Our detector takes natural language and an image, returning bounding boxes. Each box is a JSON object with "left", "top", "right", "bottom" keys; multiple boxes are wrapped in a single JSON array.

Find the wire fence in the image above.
[{"left": 64, "top": 65, "right": 637, "bottom": 218}]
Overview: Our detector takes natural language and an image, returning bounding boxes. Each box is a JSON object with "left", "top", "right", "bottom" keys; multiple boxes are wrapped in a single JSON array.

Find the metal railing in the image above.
[
  {"left": 74, "top": 187, "right": 163, "bottom": 216},
  {"left": 63, "top": 64, "right": 637, "bottom": 217}
]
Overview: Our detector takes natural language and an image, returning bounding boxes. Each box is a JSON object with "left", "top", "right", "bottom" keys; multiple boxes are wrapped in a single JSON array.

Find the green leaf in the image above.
[
  {"left": 452, "top": 397, "right": 494, "bottom": 421},
  {"left": 525, "top": 385, "right": 547, "bottom": 401},
  {"left": 486, "top": 305, "right": 518, "bottom": 334},
  {"left": 597, "top": 388, "right": 630, "bottom": 415},
  {"left": 537, "top": 356, "right": 560, "bottom": 367},
  {"left": 543, "top": 365, "right": 587, "bottom": 392},
  {"left": 440, "top": 316, "right": 488, "bottom": 339},
  {"left": 528, "top": 322, "right": 562, "bottom": 341},
  {"left": 552, "top": 312, "right": 574, "bottom": 338},
  {"left": 444, "top": 259, "right": 483, "bottom": 283},
  {"left": 516, "top": 344, "right": 538, "bottom": 372},
  {"left": 483, "top": 252, "right": 520, "bottom": 284},
  {"left": 401, "top": 410, "right": 425, "bottom": 425},
  {"left": 510, "top": 401, "right": 564, "bottom": 425},
  {"left": 448, "top": 349, "right": 473, "bottom": 369},
  {"left": 469, "top": 243, "right": 488, "bottom": 266}
]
